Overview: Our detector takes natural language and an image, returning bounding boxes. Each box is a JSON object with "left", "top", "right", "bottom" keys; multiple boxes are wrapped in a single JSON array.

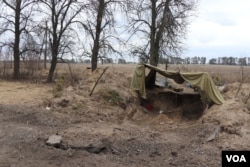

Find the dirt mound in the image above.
[
  {"left": 199, "top": 82, "right": 250, "bottom": 149},
  {"left": 44, "top": 67, "right": 138, "bottom": 124},
  {"left": 37, "top": 68, "right": 250, "bottom": 145}
]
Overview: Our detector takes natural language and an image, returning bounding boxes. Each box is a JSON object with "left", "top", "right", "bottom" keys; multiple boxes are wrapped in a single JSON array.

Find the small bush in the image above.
[
  {"left": 98, "top": 88, "right": 123, "bottom": 105},
  {"left": 53, "top": 76, "right": 65, "bottom": 97}
]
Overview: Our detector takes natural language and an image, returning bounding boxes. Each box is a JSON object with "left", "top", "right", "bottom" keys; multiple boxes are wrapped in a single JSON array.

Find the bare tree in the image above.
[
  {"left": 80, "top": 0, "right": 125, "bottom": 71},
  {"left": 39, "top": 0, "right": 85, "bottom": 82},
  {"left": 126, "top": 0, "right": 196, "bottom": 87},
  {"left": 34, "top": 20, "right": 49, "bottom": 70},
  {"left": 0, "top": 0, "right": 37, "bottom": 79}
]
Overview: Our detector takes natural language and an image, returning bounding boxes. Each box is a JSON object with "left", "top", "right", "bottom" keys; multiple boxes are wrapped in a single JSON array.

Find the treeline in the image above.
[
  {"left": 158, "top": 56, "right": 206, "bottom": 64},
  {"left": 157, "top": 56, "right": 250, "bottom": 65},
  {"left": 208, "top": 57, "right": 250, "bottom": 65}
]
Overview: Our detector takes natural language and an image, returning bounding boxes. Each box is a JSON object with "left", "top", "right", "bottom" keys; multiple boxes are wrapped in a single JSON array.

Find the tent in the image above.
[{"left": 131, "top": 64, "right": 224, "bottom": 105}]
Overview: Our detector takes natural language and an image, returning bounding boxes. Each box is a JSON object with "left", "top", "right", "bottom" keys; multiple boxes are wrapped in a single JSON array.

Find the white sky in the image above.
[
  {"left": 183, "top": 0, "right": 250, "bottom": 60},
  {"left": 2, "top": 0, "right": 250, "bottom": 63}
]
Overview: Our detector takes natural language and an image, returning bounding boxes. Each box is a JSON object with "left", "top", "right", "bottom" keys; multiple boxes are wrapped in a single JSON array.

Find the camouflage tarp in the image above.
[
  {"left": 131, "top": 64, "right": 146, "bottom": 98},
  {"left": 132, "top": 64, "right": 224, "bottom": 104}
]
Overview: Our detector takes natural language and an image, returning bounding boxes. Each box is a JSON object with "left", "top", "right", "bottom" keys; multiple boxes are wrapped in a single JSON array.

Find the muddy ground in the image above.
[{"left": 0, "top": 64, "right": 250, "bottom": 167}]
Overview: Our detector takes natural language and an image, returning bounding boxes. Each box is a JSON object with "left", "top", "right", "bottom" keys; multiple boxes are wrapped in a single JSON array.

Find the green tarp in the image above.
[
  {"left": 131, "top": 64, "right": 224, "bottom": 105},
  {"left": 131, "top": 64, "right": 146, "bottom": 98},
  {"left": 180, "top": 72, "right": 224, "bottom": 104}
]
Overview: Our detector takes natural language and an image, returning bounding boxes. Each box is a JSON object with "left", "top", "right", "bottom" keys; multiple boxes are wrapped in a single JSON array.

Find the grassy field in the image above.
[{"left": 1, "top": 62, "right": 250, "bottom": 83}]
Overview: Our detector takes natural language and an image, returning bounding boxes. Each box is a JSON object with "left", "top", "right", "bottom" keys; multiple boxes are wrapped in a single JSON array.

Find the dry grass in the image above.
[
  {"left": 163, "top": 64, "right": 250, "bottom": 84},
  {"left": 1, "top": 62, "right": 250, "bottom": 85}
]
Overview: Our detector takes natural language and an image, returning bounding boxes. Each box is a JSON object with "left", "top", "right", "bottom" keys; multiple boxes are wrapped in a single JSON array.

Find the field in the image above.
[{"left": 0, "top": 63, "right": 250, "bottom": 167}]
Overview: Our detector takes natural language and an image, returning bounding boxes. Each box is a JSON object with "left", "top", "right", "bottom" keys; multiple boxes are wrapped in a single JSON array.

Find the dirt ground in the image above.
[{"left": 0, "top": 64, "right": 250, "bottom": 167}]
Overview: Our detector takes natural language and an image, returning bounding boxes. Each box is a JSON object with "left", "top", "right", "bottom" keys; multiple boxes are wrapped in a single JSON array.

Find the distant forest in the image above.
[{"left": 158, "top": 56, "right": 250, "bottom": 65}]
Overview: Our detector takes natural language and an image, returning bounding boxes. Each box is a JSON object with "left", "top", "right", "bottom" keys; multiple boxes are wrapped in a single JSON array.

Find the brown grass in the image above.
[
  {"left": 1, "top": 62, "right": 250, "bottom": 84},
  {"left": 160, "top": 64, "right": 250, "bottom": 84}
]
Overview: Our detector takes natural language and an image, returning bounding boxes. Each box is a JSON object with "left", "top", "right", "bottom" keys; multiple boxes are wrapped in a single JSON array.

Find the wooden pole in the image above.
[{"left": 89, "top": 67, "right": 109, "bottom": 96}]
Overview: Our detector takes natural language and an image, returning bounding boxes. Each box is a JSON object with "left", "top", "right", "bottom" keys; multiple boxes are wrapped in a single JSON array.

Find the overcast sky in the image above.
[{"left": 183, "top": 0, "right": 250, "bottom": 60}]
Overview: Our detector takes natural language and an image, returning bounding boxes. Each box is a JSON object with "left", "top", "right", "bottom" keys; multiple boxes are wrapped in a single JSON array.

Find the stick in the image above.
[{"left": 89, "top": 67, "right": 109, "bottom": 96}]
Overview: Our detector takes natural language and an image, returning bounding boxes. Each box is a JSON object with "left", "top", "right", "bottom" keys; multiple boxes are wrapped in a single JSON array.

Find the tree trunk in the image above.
[
  {"left": 13, "top": 1, "right": 21, "bottom": 79},
  {"left": 149, "top": 0, "right": 157, "bottom": 66},
  {"left": 47, "top": 39, "right": 58, "bottom": 82},
  {"left": 146, "top": 0, "right": 157, "bottom": 88},
  {"left": 13, "top": 42, "right": 20, "bottom": 79},
  {"left": 47, "top": 54, "right": 57, "bottom": 82},
  {"left": 91, "top": 0, "right": 105, "bottom": 71},
  {"left": 146, "top": 1, "right": 170, "bottom": 88}
]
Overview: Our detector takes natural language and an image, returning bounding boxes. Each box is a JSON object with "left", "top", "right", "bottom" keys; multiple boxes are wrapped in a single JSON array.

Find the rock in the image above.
[{"left": 46, "top": 135, "right": 62, "bottom": 147}]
